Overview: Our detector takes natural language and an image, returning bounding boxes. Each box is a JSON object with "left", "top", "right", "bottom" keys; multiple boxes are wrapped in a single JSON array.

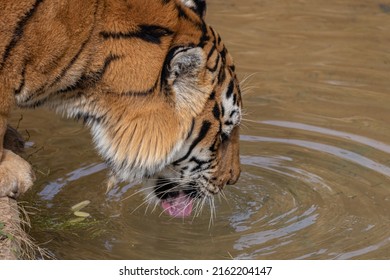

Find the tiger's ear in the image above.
[
  {"left": 166, "top": 47, "right": 210, "bottom": 115},
  {"left": 180, "top": 0, "right": 207, "bottom": 18}
]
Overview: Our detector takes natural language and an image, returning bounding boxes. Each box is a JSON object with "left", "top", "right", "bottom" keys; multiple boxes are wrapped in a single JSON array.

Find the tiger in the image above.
[{"left": 0, "top": 0, "right": 242, "bottom": 218}]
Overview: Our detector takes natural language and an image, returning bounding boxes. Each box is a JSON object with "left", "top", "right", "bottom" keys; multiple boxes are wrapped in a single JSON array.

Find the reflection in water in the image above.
[
  {"left": 236, "top": 206, "right": 318, "bottom": 249},
  {"left": 334, "top": 237, "right": 390, "bottom": 260},
  {"left": 10, "top": 0, "right": 390, "bottom": 259},
  {"left": 261, "top": 120, "right": 390, "bottom": 154},
  {"left": 241, "top": 155, "right": 331, "bottom": 191},
  {"left": 39, "top": 163, "right": 106, "bottom": 201},
  {"left": 241, "top": 135, "right": 390, "bottom": 177}
]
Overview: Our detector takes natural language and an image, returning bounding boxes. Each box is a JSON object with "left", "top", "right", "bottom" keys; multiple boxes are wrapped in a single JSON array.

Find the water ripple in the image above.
[
  {"left": 38, "top": 163, "right": 107, "bottom": 201},
  {"left": 260, "top": 120, "right": 390, "bottom": 154},
  {"left": 241, "top": 135, "right": 390, "bottom": 178},
  {"left": 334, "top": 237, "right": 390, "bottom": 259},
  {"left": 234, "top": 206, "right": 318, "bottom": 253}
]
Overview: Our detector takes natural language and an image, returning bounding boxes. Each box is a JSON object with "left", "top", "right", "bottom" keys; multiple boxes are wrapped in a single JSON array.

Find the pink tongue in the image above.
[{"left": 161, "top": 192, "right": 193, "bottom": 218}]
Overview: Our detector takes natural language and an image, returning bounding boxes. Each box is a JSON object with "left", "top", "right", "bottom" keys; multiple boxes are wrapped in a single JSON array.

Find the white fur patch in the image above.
[
  {"left": 15, "top": 87, "right": 31, "bottom": 105},
  {"left": 221, "top": 85, "right": 241, "bottom": 135},
  {"left": 180, "top": 0, "right": 197, "bottom": 9}
]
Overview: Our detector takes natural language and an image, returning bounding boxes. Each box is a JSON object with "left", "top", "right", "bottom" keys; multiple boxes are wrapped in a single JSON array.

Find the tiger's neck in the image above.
[{"left": 50, "top": 92, "right": 191, "bottom": 183}]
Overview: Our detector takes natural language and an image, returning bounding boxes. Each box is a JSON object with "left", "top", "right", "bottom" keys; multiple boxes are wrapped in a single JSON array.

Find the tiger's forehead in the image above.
[{"left": 104, "top": 0, "right": 225, "bottom": 56}]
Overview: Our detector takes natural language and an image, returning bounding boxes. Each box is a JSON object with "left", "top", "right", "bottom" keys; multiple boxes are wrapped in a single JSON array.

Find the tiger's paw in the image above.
[{"left": 0, "top": 149, "right": 35, "bottom": 198}]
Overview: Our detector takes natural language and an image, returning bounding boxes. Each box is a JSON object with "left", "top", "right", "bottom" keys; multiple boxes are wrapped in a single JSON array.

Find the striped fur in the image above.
[{"left": 0, "top": 0, "right": 242, "bottom": 215}]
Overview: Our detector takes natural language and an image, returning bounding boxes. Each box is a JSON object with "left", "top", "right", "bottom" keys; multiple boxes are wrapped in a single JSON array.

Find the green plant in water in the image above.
[
  {"left": 0, "top": 221, "right": 13, "bottom": 240},
  {"left": 0, "top": 221, "right": 6, "bottom": 237},
  {"left": 31, "top": 200, "right": 111, "bottom": 239}
]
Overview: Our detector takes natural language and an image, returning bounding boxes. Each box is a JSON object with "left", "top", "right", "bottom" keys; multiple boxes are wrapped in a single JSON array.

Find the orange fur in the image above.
[{"left": 0, "top": 0, "right": 242, "bottom": 210}]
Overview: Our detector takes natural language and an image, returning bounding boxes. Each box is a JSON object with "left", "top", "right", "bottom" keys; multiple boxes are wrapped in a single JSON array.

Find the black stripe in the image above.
[
  {"left": 198, "top": 22, "right": 210, "bottom": 47},
  {"left": 99, "top": 78, "right": 159, "bottom": 100},
  {"left": 233, "top": 92, "right": 237, "bottom": 105},
  {"left": 206, "top": 45, "right": 216, "bottom": 60},
  {"left": 220, "top": 48, "right": 227, "bottom": 66},
  {"left": 209, "top": 135, "right": 218, "bottom": 152},
  {"left": 19, "top": 90, "right": 86, "bottom": 109},
  {"left": 229, "top": 110, "right": 237, "bottom": 118},
  {"left": 91, "top": 54, "right": 121, "bottom": 81},
  {"left": 21, "top": 83, "right": 44, "bottom": 104},
  {"left": 186, "top": 118, "right": 195, "bottom": 140},
  {"left": 218, "top": 67, "right": 226, "bottom": 84},
  {"left": 121, "top": 78, "right": 159, "bottom": 96},
  {"left": 57, "top": 54, "right": 120, "bottom": 94},
  {"left": 55, "top": 40, "right": 90, "bottom": 85},
  {"left": 207, "top": 53, "right": 220, "bottom": 72},
  {"left": 217, "top": 34, "right": 222, "bottom": 45},
  {"left": 57, "top": 75, "right": 88, "bottom": 93},
  {"left": 18, "top": 0, "right": 99, "bottom": 107},
  {"left": 190, "top": 157, "right": 212, "bottom": 173},
  {"left": 100, "top": 25, "right": 173, "bottom": 45},
  {"left": 176, "top": 3, "right": 193, "bottom": 21},
  {"left": 162, "top": 46, "right": 186, "bottom": 78},
  {"left": 221, "top": 132, "right": 229, "bottom": 142},
  {"left": 0, "top": 0, "right": 44, "bottom": 70},
  {"left": 29, "top": 37, "right": 91, "bottom": 100},
  {"left": 194, "top": 0, "right": 207, "bottom": 18},
  {"left": 173, "top": 120, "right": 211, "bottom": 165},
  {"left": 212, "top": 102, "right": 220, "bottom": 119},
  {"left": 226, "top": 80, "right": 234, "bottom": 98},
  {"left": 175, "top": 2, "right": 203, "bottom": 28},
  {"left": 47, "top": 0, "right": 99, "bottom": 92},
  {"left": 139, "top": 25, "right": 174, "bottom": 44},
  {"left": 75, "top": 112, "right": 105, "bottom": 125},
  {"left": 209, "top": 26, "right": 217, "bottom": 44},
  {"left": 208, "top": 90, "right": 216, "bottom": 100},
  {"left": 18, "top": 94, "right": 48, "bottom": 108}
]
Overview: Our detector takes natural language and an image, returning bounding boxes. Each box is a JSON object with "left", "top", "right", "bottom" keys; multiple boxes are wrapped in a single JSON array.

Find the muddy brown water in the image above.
[{"left": 9, "top": 0, "right": 390, "bottom": 259}]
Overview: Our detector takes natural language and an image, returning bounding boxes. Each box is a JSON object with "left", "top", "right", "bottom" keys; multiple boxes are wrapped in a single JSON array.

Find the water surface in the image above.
[{"left": 11, "top": 0, "right": 390, "bottom": 259}]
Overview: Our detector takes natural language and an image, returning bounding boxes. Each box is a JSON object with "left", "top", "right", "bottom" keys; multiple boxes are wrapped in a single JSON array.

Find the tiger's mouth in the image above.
[
  {"left": 155, "top": 178, "right": 200, "bottom": 218},
  {"left": 161, "top": 191, "right": 194, "bottom": 217}
]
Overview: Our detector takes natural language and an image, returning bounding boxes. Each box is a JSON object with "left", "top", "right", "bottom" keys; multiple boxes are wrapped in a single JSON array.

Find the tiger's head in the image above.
[
  {"left": 139, "top": 0, "right": 242, "bottom": 218},
  {"left": 92, "top": 0, "right": 242, "bottom": 217}
]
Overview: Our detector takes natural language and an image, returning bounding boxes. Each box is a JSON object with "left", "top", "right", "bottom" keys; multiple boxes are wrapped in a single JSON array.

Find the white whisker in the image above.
[{"left": 239, "top": 72, "right": 258, "bottom": 87}]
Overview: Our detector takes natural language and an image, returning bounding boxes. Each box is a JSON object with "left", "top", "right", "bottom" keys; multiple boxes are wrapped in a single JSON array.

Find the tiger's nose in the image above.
[
  {"left": 214, "top": 166, "right": 241, "bottom": 190},
  {"left": 227, "top": 166, "right": 241, "bottom": 185}
]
